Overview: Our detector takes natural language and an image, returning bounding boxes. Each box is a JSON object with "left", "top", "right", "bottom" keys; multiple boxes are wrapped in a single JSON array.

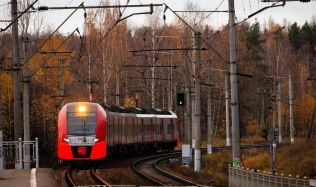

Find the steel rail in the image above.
[
  {"left": 65, "top": 167, "right": 76, "bottom": 187},
  {"left": 90, "top": 167, "right": 112, "bottom": 187},
  {"left": 153, "top": 154, "right": 205, "bottom": 187},
  {"left": 131, "top": 152, "right": 180, "bottom": 186}
]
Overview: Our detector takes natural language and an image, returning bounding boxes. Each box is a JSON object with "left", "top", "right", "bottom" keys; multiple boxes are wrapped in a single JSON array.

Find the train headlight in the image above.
[
  {"left": 63, "top": 138, "right": 70, "bottom": 143},
  {"left": 93, "top": 138, "right": 99, "bottom": 143},
  {"left": 78, "top": 106, "right": 86, "bottom": 113}
]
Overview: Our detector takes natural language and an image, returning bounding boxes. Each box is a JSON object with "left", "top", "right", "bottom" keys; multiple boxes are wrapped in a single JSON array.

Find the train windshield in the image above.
[{"left": 67, "top": 112, "right": 97, "bottom": 136}]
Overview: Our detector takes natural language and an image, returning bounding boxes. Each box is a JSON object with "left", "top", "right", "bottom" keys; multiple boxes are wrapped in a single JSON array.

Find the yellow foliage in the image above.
[
  {"left": 294, "top": 95, "right": 314, "bottom": 135},
  {"left": 270, "top": 24, "right": 280, "bottom": 34},
  {"left": 1, "top": 73, "right": 13, "bottom": 103},
  {"left": 243, "top": 151, "right": 269, "bottom": 170},
  {"left": 122, "top": 96, "right": 136, "bottom": 107}
]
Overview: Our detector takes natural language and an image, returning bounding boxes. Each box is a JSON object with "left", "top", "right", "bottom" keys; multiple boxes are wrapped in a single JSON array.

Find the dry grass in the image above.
[
  {"left": 202, "top": 150, "right": 231, "bottom": 187},
  {"left": 243, "top": 139, "right": 316, "bottom": 178},
  {"left": 172, "top": 138, "right": 316, "bottom": 186}
]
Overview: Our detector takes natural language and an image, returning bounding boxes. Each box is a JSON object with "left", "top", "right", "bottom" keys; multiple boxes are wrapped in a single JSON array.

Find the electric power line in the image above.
[{"left": 195, "top": 0, "right": 225, "bottom": 26}]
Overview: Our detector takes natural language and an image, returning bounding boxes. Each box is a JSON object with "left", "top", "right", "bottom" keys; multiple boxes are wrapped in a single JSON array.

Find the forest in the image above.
[{"left": 0, "top": 3, "right": 316, "bottom": 163}]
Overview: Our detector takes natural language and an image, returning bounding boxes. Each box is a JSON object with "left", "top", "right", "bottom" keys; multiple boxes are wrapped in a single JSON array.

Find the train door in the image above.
[
  {"left": 118, "top": 116, "right": 122, "bottom": 144},
  {"left": 156, "top": 118, "right": 162, "bottom": 142},
  {"left": 122, "top": 116, "right": 126, "bottom": 144},
  {"left": 126, "top": 117, "right": 133, "bottom": 144},
  {"left": 137, "top": 117, "right": 142, "bottom": 143},
  {"left": 132, "top": 117, "right": 135, "bottom": 144},
  {"left": 150, "top": 118, "right": 154, "bottom": 142},
  {"left": 114, "top": 116, "right": 121, "bottom": 145},
  {"left": 164, "top": 118, "right": 171, "bottom": 141},
  {"left": 107, "top": 115, "right": 112, "bottom": 147}
]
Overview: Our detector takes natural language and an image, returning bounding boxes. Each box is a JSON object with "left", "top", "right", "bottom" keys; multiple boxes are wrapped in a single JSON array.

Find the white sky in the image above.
[{"left": 0, "top": 0, "right": 316, "bottom": 34}]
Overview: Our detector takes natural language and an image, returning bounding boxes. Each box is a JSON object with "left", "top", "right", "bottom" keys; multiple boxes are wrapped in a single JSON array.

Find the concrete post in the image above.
[
  {"left": 60, "top": 60, "right": 65, "bottom": 108},
  {"left": 228, "top": 0, "right": 241, "bottom": 167},
  {"left": 225, "top": 72, "right": 231, "bottom": 146},
  {"left": 194, "top": 32, "right": 201, "bottom": 172},
  {"left": 88, "top": 53, "right": 93, "bottom": 101},
  {"left": 35, "top": 138, "right": 39, "bottom": 168},
  {"left": 289, "top": 73, "right": 294, "bottom": 144},
  {"left": 116, "top": 63, "right": 120, "bottom": 105},
  {"left": 18, "top": 138, "right": 22, "bottom": 169},
  {"left": 23, "top": 37, "right": 31, "bottom": 169},
  {"left": 182, "top": 49, "right": 191, "bottom": 165},
  {"left": 0, "top": 131, "right": 3, "bottom": 172},
  {"left": 278, "top": 82, "right": 282, "bottom": 143},
  {"left": 151, "top": 35, "right": 155, "bottom": 108},
  {"left": 207, "top": 59, "right": 213, "bottom": 154},
  {"left": 273, "top": 95, "right": 276, "bottom": 142},
  {"left": 11, "top": 0, "right": 23, "bottom": 142},
  {"left": 102, "top": 52, "right": 107, "bottom": 104}
]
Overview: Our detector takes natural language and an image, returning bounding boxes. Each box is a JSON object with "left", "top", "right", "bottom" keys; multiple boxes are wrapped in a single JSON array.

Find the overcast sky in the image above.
[{"left": 1, "top": 0, "right": 316, "bottom": 34}]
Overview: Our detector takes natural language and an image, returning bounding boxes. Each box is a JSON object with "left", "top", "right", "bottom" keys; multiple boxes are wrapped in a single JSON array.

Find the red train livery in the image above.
[{"left": 58, "top": 102, "right": 178, "bottom": 160}]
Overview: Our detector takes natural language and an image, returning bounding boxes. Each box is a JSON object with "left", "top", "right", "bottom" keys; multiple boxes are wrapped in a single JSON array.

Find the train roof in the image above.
[{"left": 101, "top": 104, "right": 173, "bottom": 115}]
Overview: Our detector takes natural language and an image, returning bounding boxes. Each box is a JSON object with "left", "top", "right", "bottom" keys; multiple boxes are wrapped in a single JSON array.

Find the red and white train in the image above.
[{"left": 58, "top": 102, "right": 178, "bottom": 160}]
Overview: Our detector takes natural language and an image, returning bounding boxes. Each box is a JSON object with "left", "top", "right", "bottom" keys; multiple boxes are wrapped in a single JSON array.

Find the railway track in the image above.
[
  {"left": 65, "top": 166, "right": 111, "bottom": 187},
  {"left": 132, "top": 151, "right": 204, "bottom": 186},
  {"left": 131, "top": 143, "right": 269, "bottom": 186}
]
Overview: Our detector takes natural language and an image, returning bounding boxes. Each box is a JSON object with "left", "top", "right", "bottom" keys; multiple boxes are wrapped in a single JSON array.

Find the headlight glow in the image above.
[{"left": 78, "top": 106, "right": 86, "bottom": 113}]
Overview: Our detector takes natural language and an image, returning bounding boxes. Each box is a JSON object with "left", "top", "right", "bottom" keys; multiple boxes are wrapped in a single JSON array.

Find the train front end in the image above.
[{"left": 58, "top": 102, "right": 106, "bottom": 160}]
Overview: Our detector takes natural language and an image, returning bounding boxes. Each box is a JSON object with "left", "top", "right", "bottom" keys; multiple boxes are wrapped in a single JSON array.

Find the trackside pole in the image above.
[
  {"left": 207, "top": 59, "right": 213, "bottom": 154},
  {"left": 228, "top": 0, "right": 241, "bottom": 167},
  {"left": 278, "top": 82, "right": 282, "bottom": 143},
  {"left": 193, "top": 32, "right": 201, "bottom": 172},
  {"left": 289, "top": 73, "right": 294, "bottom": 144},
  {"left": 36, "top": 138, "right": 39, "bottom": 168},
  {"left": 18, "top": 138, "right": 22, "bottom": 169},
  {"left": 182, "top": 49, "right": 192, "bottom": 166},
  {"left": 0, "top": 131, "right": 3, "bottom": 172},
  {"left": 225, "top": 72, "right": 231, "bottom": 146}
]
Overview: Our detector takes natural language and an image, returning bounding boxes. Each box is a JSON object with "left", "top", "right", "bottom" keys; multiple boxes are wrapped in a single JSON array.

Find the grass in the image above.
[
  {"left": 243, "top": 139, "right": 316, "bottom": 178},
  {"left": 171, "top": 138, "right": 316, "bottom": 186}
]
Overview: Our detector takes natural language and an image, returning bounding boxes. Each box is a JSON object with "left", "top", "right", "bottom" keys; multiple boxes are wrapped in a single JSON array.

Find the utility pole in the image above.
[
  {"left": 261, "top": 92, "right": 265, "bottom": 127},
  {"left": 23, "top": 37, "right": 31, "bottom": 169},
  {"left": 193, "top": 32, "right": 201, "bottom": 172},
  {"left": 116, "top": 63, "right": 120, "bottom": 105},
  {"left": 11, "top": 0, "right": 22, "bottom": 142},
  {"left": 11, "top": 0, "right": 22, "bottom": 169},
  {"left": 151, "top": 34, "right": 155, "bottom": 108},
  {"left": 228, "top": 0, "right": 241, "bottom": 167},
  {"left": 207, "top": 59, "right": 213, "bottom": 154},
  {"left": 88, "top": 53, "right": 93, "bottom": 102},
  {"left": 102, "top": 48, "right": 107, "bottom": 104},
  {"left": 182, "top": 49, "right": 191, "bottom": 165},
  {"left": 168, "top": 54, "right": 172, "bottom": 111},
  {"left": 225, "top": 72, "right": 231, "bottom": 146},
  {"left": 0, "top": 58, "right": 3, "bottom": 172},
  {"left": 272, "top": 80, "right": 277, "bottom": 142},
  {"left": 289, "top": 72, "right": 294, "bottom": 143},
  {"left": 278, "top": 82, "right": 282, "bottom": 143},
  {"left": 60, "top": 60, "right": 65, "bottom": 108}
]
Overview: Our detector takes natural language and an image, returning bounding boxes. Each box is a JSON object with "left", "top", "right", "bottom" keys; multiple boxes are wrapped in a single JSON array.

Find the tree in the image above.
[
  {"left": 301, "top": 22, "right": 316, "bottom": 52},
  {"left": 246, "top": 22, "right": 265, "bottom": 62},
  {"left": 288, "top": 22, "right": 302, "bottom": 51}
]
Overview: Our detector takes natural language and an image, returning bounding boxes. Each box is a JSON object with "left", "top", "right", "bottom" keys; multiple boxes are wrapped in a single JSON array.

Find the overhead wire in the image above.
[
  {"left": 206, "top": 1, "right": 284, "bottom": 41},
  {"left": 0, "top": 2, "right": 9, "bottom": 7},
  {"left": 29, "top": 27, "right": 79, "bottom": 78},
  {"left": 194, "top": 0, "right": 225, "bottom": 26},
  {"left": 242, "top": 0, "right": 247, "bottom": 18},
  {"left": 65, "top": 0, "right": 76, "bottom": 7}
]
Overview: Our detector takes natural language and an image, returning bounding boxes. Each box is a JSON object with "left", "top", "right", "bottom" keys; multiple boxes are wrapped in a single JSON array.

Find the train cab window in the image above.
[{"left": 67, "top": 112, "right": 97, "bottom": 136}]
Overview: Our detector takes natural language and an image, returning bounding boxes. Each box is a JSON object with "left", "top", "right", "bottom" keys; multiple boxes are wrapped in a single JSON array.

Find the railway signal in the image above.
[{"left": 177, "top": 93, "right": 185, "bottom": 106}]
